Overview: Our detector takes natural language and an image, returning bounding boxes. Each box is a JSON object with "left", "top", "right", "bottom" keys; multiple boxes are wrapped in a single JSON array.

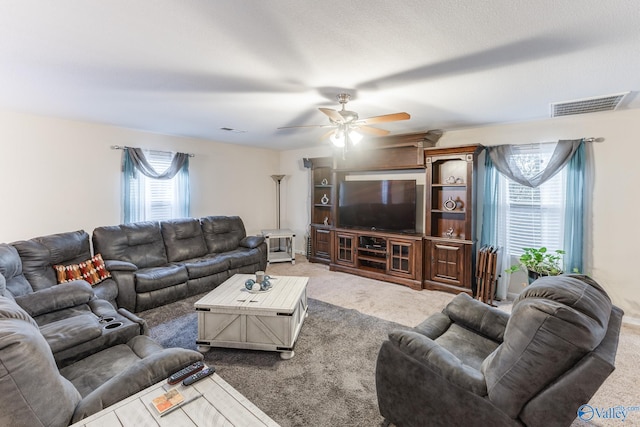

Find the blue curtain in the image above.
[
  {"left": 563, "top": 140, "right": 585, "bottom": 273},
  {"left": 480, "top": 153, "right": 500, "bottom": 247},
  {"left": 122, "top": 150, "right": 138, "bottom": 224}
]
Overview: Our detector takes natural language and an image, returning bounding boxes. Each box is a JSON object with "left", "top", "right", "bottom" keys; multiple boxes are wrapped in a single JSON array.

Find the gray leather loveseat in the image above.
[
  {"left": 376, "top": 274, "right": 623, "bottom": 427},
  {"left": 0, "top": 235, "right": 145, "bottom": 368},
  {"left": 92, "top": 216, "right": 267, "bottom": 312}
]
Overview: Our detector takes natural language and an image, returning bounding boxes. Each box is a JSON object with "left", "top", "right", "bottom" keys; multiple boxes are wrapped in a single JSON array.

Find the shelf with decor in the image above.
[
  {"left": 309, "top": 157, "right": 336, "bottom": 265},
  {"left": 424, "top": 145, "right": 484, "bottom": 295}
]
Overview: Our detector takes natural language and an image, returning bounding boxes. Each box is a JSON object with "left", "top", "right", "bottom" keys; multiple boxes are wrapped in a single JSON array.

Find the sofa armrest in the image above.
[
  {"left": 443, "top": 293, "right": 510, "bottom": 342},
  {"left": 39, "top": 313, "right": 103, "bottom": 353},
  {"left": 14, "top": 281, "right": 94, "bottom": 318},
  {"left": 104, "top": 260, "right": 138, "bottom": 272},
  {"left": 117, "top": 307, "right": 149, "bottom": 335},
  {"left": 108, "top": 270, "right": 137, "bottom": 312},
  {"left": 388, "top": 330, "right": 487, "bottom": 395},
  {"left": 0, "top": 271, "right": 6, "bottom": 297},
  {"left": 240, "top": 235, "right": 265, "bottom": 249}
]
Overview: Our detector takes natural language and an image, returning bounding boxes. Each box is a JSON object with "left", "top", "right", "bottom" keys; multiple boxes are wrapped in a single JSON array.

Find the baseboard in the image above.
[{"left": 622, "top": 315, "right": 640, "bottom": 328}]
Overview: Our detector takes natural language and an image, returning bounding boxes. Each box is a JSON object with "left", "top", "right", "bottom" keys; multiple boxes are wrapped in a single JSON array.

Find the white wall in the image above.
[
  {"left": 0, "top": 109, "right": 280, "bottom": 241},
  {"left": 3, "top": 107, "right": 637, "bottom": 319},
  {"left": 276, "top": 145, "right": 330, "bottom": 255},
  {"left": 280, "top": 109, "right": 640, "bottom": 319}
]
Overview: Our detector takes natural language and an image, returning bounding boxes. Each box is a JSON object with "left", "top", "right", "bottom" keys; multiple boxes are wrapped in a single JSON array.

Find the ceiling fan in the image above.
[{"left": 278, "top": 93, "right": 410, "bottom": 150}]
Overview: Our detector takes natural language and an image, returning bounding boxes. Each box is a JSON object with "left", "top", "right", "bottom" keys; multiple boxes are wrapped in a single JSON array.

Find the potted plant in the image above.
[{"left": 506, "top": 247, "right": 565, "bottom": 284}]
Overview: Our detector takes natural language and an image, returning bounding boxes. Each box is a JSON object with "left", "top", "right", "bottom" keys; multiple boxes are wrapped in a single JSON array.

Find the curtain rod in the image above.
[{"left": 110, "top": 145, "right": 195, "bottom": 157}]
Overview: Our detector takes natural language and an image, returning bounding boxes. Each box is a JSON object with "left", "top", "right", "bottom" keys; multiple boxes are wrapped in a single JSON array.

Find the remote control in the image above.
[
  {"left": 167, "top": 361, "right": 205, "bottom": 385},
  {"left": 182, "top": 366, "right": 215, "bottom": 386}
]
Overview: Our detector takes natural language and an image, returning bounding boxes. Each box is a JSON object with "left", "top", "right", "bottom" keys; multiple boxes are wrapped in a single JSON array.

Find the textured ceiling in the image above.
[{"left": 1, "top": 1, "right": 639, "bottom": 150}]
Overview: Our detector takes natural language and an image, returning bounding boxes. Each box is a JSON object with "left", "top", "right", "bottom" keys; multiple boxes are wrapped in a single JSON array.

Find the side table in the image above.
[{"left": 261, "top": 229, "right": 295, "bottom": 264}]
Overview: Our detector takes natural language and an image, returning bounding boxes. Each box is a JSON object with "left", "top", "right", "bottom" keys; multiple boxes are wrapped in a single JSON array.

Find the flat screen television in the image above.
[{"left": 338, "top": 180, "right": 417, "bottom": 233}]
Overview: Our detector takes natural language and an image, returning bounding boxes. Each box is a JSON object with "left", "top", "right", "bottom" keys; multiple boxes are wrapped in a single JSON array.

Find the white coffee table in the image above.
[
  {"left": 69, "top": 372, "right": 279, "bottom": 427},
  {"left": 195, "top": 274, "right": 308, "bottom": 359}
]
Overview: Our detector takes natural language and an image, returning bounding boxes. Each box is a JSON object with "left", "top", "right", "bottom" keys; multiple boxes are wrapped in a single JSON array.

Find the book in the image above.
[{"left": 151, "top": 389, "right": 185, "bottom": 414}]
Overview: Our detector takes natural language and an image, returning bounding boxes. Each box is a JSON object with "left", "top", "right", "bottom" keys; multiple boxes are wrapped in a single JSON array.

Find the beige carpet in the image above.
[{"left": 266, "top": 256, "right": 640, "bottom": 427}]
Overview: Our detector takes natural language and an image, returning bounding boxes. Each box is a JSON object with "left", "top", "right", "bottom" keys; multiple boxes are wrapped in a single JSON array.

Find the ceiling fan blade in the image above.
[
  {"left": 356, "top": 112, "right": 410, "bottom": 125},
  {"left": 355, "top": 125, "right": 391, "bottom": 136},
  {"left": 320, "top": 129, "right": 337, "bottom": 140},
  {"left": 277, "top": 124, "right": 333, "bottom": 130},
  {"left": 319, "top": 108, "right": 345, "bottom": 124}
]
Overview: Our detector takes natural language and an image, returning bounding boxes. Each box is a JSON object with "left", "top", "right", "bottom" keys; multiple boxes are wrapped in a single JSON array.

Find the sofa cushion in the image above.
[
  {"left": 181, "top": 255, "right": 230, "bottom": 279},
  {"left": 482, "top": 275, "right": 612, "bottom": 418},
  {"left": 201, "top": 216, "right": 246, "bottom": 253},
  {"left": 161, "top": 218, "right": 208, "bottom": 262},
  {"left": 93, "top": 222, "right": 169, "bottom": 269},
  {"left": 12, "top": 230, "right": 92, "bottom": 292},
  {"left": 0, "top": 243, "right": 33, "bottom": 296},
  {"left": 135, "top": 265, "right": 188, "bottom": 293},
  {"left": 54, "top": 254, "right": 112, "bottom": 286},
  {"left": 0, "top": 297, "right": 81, "bottom": 427}
]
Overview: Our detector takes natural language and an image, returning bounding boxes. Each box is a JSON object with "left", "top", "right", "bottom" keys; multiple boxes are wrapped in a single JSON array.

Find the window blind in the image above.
[
  {"left": 497, "top": 144, "right": 566, "bottom": 263},
  {"left": 125, "top": 149, "right": 189, "bottom": 222}
]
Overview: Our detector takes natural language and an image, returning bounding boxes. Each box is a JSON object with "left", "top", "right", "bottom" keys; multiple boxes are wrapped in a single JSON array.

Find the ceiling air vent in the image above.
[{"left": 550, "top": 92, "right": 629, "bottom": 117}]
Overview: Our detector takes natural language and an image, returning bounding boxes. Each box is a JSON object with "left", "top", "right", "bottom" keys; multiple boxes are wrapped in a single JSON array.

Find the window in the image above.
[
  {"left": 122, "top": 148, "right": 190, "bottom": 223},
  {"left": 496, "top": 144, "right": 566, "bottom": 261},
  {"left": 482, "top": 139, "right": 586, "bottom": 298}
]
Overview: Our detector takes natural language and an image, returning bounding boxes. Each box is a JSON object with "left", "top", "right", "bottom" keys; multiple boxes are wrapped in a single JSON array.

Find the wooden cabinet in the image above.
[
  {"left": 334, "top": 231, "right": 356, "bottom": 267},
  {"left": 309, "top": 226, "right": 332, "bottom": 264},
  {"left": 425, "top": 239, "right": 471, "bottom": 288},
  {"left": 306, "top": 143, "right": 482, "bottom": 296},
  {"left": 423, "top": 145, "right": 483, "bottom": 295},
  {"left": 331, "top": 229, "right": 423, "bottom": 290},
  {"left": 309, "top": 157, "right": 336, "bottom": 265},
  {"left": 388, "top": 239, "right": 416, "bottom": 279}
]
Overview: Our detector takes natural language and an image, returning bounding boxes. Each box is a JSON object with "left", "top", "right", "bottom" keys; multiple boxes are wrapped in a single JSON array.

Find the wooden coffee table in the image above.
[
  {"left": 194, "top": 274, "right": 308, "bottom": 359},
  {"left": 70, "top": 372, "right": 279, "bottom": 426}
]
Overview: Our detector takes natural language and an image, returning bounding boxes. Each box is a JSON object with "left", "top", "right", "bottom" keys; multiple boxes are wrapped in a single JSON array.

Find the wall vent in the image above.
[{"left": 550, "top": 92, "right": 629, "bottom": 117}]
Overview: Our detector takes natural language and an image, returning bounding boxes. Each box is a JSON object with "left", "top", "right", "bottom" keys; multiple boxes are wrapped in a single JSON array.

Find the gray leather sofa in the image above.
[
  {"left": 0, "top": 296, "right": 203, "bottom": 426},
  {"left": 93, "top": 216, "right": 267, "bottom": 312},
  {"left": 0, "top": 237, "right": 145, "bottom": 367},
  {"left": 375, "top": 274, "right": 623, "bottom": 427}
]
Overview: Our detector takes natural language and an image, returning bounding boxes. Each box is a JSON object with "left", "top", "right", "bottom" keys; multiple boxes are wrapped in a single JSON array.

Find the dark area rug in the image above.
[{"left": 140, "top": 294, "right": 408, "bottom": 427}]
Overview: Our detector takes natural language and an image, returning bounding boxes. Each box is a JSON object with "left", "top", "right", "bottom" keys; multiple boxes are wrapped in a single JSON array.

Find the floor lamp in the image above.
[{"left": 271, "top": 174, "right": 286, "bottom": 250}]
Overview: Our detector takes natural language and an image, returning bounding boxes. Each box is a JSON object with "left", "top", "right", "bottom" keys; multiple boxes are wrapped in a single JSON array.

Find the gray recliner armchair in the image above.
[
  {"left": 375, "top": 274, "right": 623, "bottom": 427},
  {"left": 0, "top": 295, "right": 203, "bottom": 426}
]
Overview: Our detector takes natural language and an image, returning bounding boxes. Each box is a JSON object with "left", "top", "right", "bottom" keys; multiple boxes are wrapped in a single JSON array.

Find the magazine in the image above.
[{"left": 151, "top": 389, "right": 185, "bottom": 414}]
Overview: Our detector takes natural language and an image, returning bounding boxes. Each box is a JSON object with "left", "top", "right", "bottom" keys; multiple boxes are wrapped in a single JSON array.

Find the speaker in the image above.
[{"left": 302, "top": 158, "right": 312, "bottom": 168}]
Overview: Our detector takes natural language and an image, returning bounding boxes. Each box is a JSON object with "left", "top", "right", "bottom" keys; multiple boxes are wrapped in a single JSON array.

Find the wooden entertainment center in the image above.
[{"left": 308, "top": 134, "right": 483, "bottom": 295}]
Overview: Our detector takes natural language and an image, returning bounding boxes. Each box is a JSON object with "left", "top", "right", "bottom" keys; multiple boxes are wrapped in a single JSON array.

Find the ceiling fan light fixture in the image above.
[
  {"left": 349, "top": 130, "right": 363, "bottom": 145},
  {"left": 330, "top": 131, "right": 346, "bottom": 147}
]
